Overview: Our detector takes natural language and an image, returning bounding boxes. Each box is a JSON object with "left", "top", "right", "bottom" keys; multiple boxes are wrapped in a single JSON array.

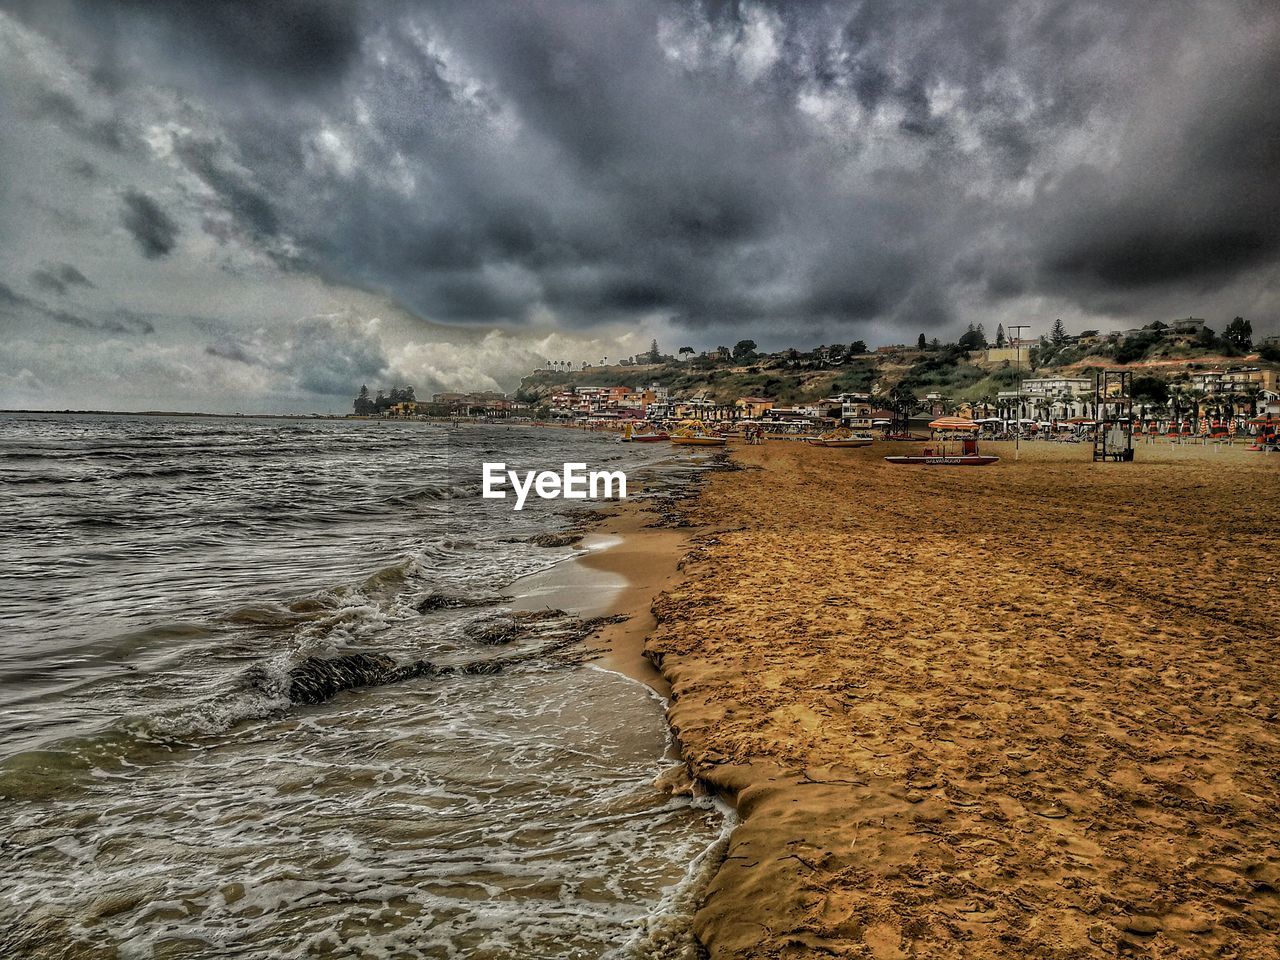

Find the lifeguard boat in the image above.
[{"left": 884, "top": 416, "right": 999, "bottom": 466}]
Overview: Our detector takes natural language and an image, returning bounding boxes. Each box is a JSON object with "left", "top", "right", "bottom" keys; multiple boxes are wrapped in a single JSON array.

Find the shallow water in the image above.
[{"left": 0, "top": 414, "right": 729, "bottom": 959}]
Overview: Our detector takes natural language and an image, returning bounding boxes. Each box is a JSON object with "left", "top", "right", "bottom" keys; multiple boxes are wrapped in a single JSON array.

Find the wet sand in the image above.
[
  {"left": 641, "top": 440, "right": 1280, "bottom": 958},
  {"left": 510, "top": 493, "right": 703, "bottom": 696}
]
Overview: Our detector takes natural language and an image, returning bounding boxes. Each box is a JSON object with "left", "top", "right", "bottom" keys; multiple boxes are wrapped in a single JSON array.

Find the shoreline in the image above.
[{"left": 509, "top": 509, "right": 688, "bottom": 697}]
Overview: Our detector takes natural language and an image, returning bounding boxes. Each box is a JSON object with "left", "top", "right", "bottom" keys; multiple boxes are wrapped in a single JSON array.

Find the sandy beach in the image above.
[{"left": 611, "top": 440, "right": 1280, "bottom": 959}]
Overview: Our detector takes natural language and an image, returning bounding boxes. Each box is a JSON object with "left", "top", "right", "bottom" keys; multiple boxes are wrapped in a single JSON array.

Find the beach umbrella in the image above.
[{"left": 928, "top": 416, "right": 980, "bottom": 431}]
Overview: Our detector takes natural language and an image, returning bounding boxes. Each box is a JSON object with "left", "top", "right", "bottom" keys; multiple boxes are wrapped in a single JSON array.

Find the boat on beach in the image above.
[
  {"left": 620, "top": 421, "right": 669, "bottom": 442},
  {"left": 885, "top": 416, "right": 1000, "bottom": 466},
  {"left": 884, "top": 452, "right": 1000, "bottom": 466},
  {"left": 670, "top": 433, "right": 728, "bottom": 446},
  {"left": 669, "top": 422, "right": 728, "bottom": 446},
  {"left": 808, "top": 428, "right": 874, "bottom": 448}
]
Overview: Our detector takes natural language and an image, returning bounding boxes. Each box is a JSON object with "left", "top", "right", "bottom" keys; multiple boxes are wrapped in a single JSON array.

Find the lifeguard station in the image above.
[{"left": 1092, "top": 371, "right": 1134, "bottom": 462}]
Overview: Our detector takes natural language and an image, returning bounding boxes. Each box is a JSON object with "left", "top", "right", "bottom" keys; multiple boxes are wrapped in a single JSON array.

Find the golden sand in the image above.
[{"left": 637, "top": 440, "right": 1280, "bottom": 959}]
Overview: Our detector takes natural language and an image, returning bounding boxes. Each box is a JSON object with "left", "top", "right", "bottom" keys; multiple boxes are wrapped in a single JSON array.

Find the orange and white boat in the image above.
[{"left": 884, "top": 417, "right": 999, "bottom": 466}]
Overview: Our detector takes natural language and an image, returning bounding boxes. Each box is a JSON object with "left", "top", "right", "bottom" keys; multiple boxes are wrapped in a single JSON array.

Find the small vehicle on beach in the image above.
[
  {"left": 669, "top": 422, "right": 728, "bottom": 446},
  {"left": 884, "top": 417, "right": 1000, "bottom": 466},
  {"left": 807, "top": 428, "right": 874, "bottom": 448},
  {"left": 620, "top": 421, "right": 669, "bottom": 442}
]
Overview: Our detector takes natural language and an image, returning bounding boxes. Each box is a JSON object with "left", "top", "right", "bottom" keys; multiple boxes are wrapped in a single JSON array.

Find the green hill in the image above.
[{"left": 515, "top": 334, "right": 1278, "bottom": 410}]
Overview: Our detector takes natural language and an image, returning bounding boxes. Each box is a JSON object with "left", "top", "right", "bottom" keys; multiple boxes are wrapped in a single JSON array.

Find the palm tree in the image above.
[
  {"left": 1186, "top": 388, "right": 1207, "bottom": 427},
  {"left": 1240, "top": 385, "right": 1264, "bottom": 417}
]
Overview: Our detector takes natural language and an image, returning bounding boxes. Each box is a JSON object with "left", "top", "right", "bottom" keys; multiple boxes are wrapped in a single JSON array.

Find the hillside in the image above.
[{"left": 516, "top": 339, "right": 1279, "bottom": 409}]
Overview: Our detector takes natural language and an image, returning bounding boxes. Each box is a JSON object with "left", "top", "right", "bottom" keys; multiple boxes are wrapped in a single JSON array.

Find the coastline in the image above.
[
  {"left": 510, "top": 507, "right": 693, "bottom": 696},
  {"left": 570, "top": 439, "right": 1280, "bottom": 959},
  {"left": 507, "top": 453, "right": 730, "bottom": 695}
]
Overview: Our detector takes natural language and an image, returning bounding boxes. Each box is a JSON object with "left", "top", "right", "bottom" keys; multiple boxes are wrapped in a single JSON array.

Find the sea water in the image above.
[{"left": 0, "top": 414, "right": 730, "bottom": 959}]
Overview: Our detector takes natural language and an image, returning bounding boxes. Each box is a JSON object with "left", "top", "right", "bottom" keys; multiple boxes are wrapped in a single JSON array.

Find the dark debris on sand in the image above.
[
  {"left": 529, "top": 531, "right": 584, "bottom": 548},
  {"left": 415, "top": 591, "right": 509, "bottom": 614},
  {"left": 279, "top": 611, "right": 628, "bottom": 706}
]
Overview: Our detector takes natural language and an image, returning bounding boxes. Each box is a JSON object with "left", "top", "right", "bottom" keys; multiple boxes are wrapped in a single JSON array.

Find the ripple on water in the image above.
[{"left": 0, "top": 668, "right": 729, "bottom": 960}]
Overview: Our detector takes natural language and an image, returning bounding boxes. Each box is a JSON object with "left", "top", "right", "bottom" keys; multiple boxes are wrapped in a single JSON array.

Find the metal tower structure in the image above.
[
  {"left": 1008, "top": 324, "right": 1030, "bottom": 461},
  {"left": 1093, "top": 370, "right": 1134, "bottom": 462}
]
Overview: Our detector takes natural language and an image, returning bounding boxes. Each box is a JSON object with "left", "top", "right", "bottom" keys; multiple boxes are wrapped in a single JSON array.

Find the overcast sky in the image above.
[{"left": 2, "top": 1, "right": 1278, "bottom": 412}]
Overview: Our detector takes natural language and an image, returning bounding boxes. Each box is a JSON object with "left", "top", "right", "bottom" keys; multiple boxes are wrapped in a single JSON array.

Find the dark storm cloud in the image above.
[
  {"left": 205, "top": 341, "right": 260, "bottom": 366},
  {"left": 173, "top": 137, "right": 281, "bottom": 243},
  {"left": 25, "top": 88, "right": 131, "bottom": 152},
  {"left": 0, "top": 282, "right": 152, "bottom": 334},
  {"left": 5, "top": 0, "right": 1280, "bottom": 338},
  {"left": 120, "top": 190, "right": 179, "bottom": 260},
  {"left": 0, "top": 0, "right": 362, "bottom": 94},
  {"left": 202, "top": 318, "right": 390, "bottom": 395},
  {"left": 1033, "top": 38, "right": 1280, "bottom": 297},
  {"left": 30, "top": 263, "right": 94, "bottom": 296}
]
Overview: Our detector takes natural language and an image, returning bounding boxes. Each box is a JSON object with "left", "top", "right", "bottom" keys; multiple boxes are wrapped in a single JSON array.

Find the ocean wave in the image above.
[{"left": 606, "top": 798, "right": 737, "bottom": 960}]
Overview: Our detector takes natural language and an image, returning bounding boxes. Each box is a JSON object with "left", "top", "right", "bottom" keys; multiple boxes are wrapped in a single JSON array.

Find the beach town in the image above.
[{"left": 354, "top": 319, "right": 1280, "bottom": 452}]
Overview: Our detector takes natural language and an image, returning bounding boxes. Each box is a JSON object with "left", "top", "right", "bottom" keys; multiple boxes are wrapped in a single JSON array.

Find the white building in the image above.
[
  {"left": 833, "top": 393, "right": 873, "bottom": 424},
  {"left": 997, "top": 376, "right": 1094, "bottom": 420}
]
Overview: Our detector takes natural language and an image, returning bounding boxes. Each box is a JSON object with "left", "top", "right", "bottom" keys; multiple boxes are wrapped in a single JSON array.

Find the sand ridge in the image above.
[{"left": 646, "top": 440, "right": 1280, "bottom": 958}]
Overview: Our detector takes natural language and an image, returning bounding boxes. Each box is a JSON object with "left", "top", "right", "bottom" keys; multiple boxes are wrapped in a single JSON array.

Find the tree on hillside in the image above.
[
  {"left": 958, "top": 323, "right": 985, "bottom": 351},
  {"left": 1239, "top": 384, "right": 1264, "bottom": 416},
  {"left": 1051, "top": 318, "right": 1067, "bottom": 345},
  {"left": 1029, "top": 335, "right": 1051, "bottom": 370},
  {"left": 679, "top": 346, "right": 694, "bottom": 359},
  {"left": 995, "top": 324, "right": 1006, "bottom": 348},
  {"left": 917, "top": 333, "right": 927, "bottom": 350},
  {"left": 1224, "top": 317, "right": 1252, "bottom": 350},
  {"left": 849, "top": 340, "right": 867, "bottom": 355},
  {"left": 1130, "top": 375, "right": 1170, "bottom": 406},
  {"left": 648, "top": 338, "right": 661, "bottom": 363},
  {"left": 733, "top": 339, "right": 757, "bottom": 360}
]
